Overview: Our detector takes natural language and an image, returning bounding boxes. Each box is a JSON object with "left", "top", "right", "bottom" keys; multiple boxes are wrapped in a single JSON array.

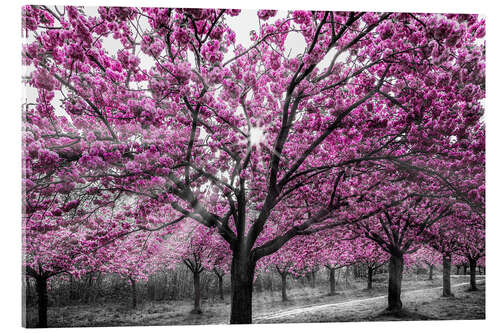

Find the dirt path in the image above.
[{"left": 254, "top": 278, "right": 484, "bottom": 323}]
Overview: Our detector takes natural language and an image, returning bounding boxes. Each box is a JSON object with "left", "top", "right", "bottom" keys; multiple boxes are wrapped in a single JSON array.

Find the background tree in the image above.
[
  {"left": 409, "top": 245, "right": 442, "bottom": 280},
  {"left": 97, "top": 229, "right": 163, "bottom": 308},
  {"left": 456, "top": 219, "right": 485, "bottom": 291},
  {"left": 163, "top": 222, "right": 229, "bottom": 313},
  {"left": 352, "top": 237, "right": 390, "bottom": 289},
  {"left": 357, "top": 178, "right": 454, "bottom": 312},
  {"left": 423, "top": 213, "right": 469, "bottom": 297}
]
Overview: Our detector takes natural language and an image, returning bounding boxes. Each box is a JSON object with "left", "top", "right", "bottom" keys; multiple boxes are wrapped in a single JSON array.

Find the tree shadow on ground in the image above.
[{"left": 368, "top": 308, "right": 436, "bottom": 321}]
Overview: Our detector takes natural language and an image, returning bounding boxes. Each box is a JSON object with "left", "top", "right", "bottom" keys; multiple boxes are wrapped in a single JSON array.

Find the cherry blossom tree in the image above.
[
  {"left": 259, "top": 243, "right": 298, "bottom": 302},
  {"left": 23, "top": 218, "right": 88, "bottom": 328},
  {"left": 162, "top": 221, "right": 230, "bottom": 313},
  {"left": 409, "top": 245, "right": 442, "bottom": 280},
  {"left": 321, "top": 241, "right": 357, "bottom": 295},
  {"left": 352, "top": 237, "right": 389, "bottom": 289},
  {"left": 456, "top": 218, "right": 485, "bottom": 291},
  {"left": 22, "top": 147, "right": 121, "bottom": 329},
  {"left": 299, "top": 228, "right": 361, "bottom": 295},
  {"left": 423, "top": 213, "right": 469, "bottom": 297},
  {"left": 356, "top": 178, "right": 455, "bottom": 311},
  {"left": 97, "top": 229, "right": 164, "bottom": 308},
  {"left": 204, "top": 233, "right": 231, "bottom": 300},
  {"left": 453, "top": 255, "right": 468, "bottom": 275},
  {"left": 259, "top": 234, "right": 328, "bottom": 301}
]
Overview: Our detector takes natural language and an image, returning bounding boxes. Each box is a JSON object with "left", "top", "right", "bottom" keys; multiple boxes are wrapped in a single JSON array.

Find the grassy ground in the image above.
[
  {"left": 371, "top": 285, "right": 485, "bottom": 321},
  {"left": 257, "top": 278, "right": 485, "bottom": 323},
  {"left": 24, "top": 275, "right": 484, "bottom": 327}
]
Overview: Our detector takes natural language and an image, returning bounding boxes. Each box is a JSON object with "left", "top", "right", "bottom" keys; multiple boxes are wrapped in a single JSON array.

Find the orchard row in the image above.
[{"left": 22, "top": 6, "right": 485, "bottom": 327}]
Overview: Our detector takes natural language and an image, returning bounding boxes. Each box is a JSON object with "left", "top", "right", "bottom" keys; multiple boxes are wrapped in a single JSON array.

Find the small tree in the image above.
[
  {"left": 457, "top": 221, "right": 485, "bottom": 291},
  {"left": 352, "top": 238, "right": 389, "bottom": 289},
  {"left": 409, "top": 245, "right": 442, "bottom": 280}
]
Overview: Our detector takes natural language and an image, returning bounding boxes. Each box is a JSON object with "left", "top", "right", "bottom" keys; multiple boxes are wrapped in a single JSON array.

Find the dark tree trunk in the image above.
[
  {"left": 69, "top": 275, "right": 76, "bottom": 300},
  {"left": 22, "top": 277, "right": 28, "bottom": 327},
  {"left": 442, "top": 254, "right": 452, "bottom": 297},
  {"left": 367, "top": 266, "right": 373, "bottom": 289},
  {"left": 329, "top": 268, "right": 337, "bottom": 295},
  {"left": 230, "top": 250, "right": 256, "bottom": 324},
  {"left": 192, "top": 271, "right": 202, "bottom": 313},
  {"left": 428, "top": 264, "right": 434, "bottom": 280},
  {"left": 468, "top": 258, "right": 477, "bottom": 291},
  {"left": 217, "top": 274, "right": 224, "bottom": 300},
  {"left": 387, "top": 253, "right": 404, "bottom": 312},
  {"left": 85, "top": 272, "right": 94, "bottom": 304},
  {"left": 93, "top": 272, "right": 102, "bottom": 303},
  {"left": 35, "top": 277, "right": 48, "bottom": 328},
  {"left": 344, "top": 266, "right": 349, "bottom": 289},
  {"left": 456, "top": 265, "right": 460, "bottom": 275},
  {"left": 254, "top": 275, "right": 262, "bottom": 293},
  {"left": 463, "top": 264, "right": 467, "bottom": 276},
  {"left": 280, "top": 272, "right": 288, "bottom": 301},
  {"left": 311, "top": 270, "right": 316, "bottom": 288},
  {"left": 130, "top": 277, "right": 137, "bottom": 309},
  {"left": 478, "top": 266, "right": 482, "bottom": 275},
  {"left": 25, "top": 276, "right": 32, "bottom": 305},
  {"left": 355, "top": 264, "right": 362, "bottom": 278}
]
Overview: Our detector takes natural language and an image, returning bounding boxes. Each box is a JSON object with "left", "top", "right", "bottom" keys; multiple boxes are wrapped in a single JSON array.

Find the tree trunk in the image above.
[
  {"left": 478, "top": 266, "right": 482, "bottom": 275},
  {"left": 192, "top": 270, "right": 202, "bottom": 313},
  {"left": 69, "top": 275, "right": 76, "bottom": 300},
  {"left": 254, "top": 275, "right": 262, "bottom": 293},
  {"left": 442, "top": 254, "right": 452, "bottom": 297},
  {"left": 86, "top": 272, "right": 94, "bottom": 304},
  {"left": 428, "top": 264, "right": 434, "bottom": 280},
  {"left": 344, "top": 267, "right": 347, "bottom": 288},
  {"left": 311, "top": 270, "right": 316, "bottom": 288},
  {"left": 367, "top": 266, "right": 373, "bottom": 289},
  {"left": 130, "top": 277, "right": 137, "bottom": 309},
  {"left": 93, "top": 272, "right": 102, "bottom": 303},
  {"left": 229, "top": 250, "right": 256, "bottom": 324},
  {"left": 22, "top": 277, "right": 28, "bottom": 327},
  {"left": 35, "top": 277, "right": 48, "bottom": 328},
  {"left": 468, "top": 258, "right": 477, "bottom": 291},
  {"left": 463, "top": 264, "right": 467, "bottom": 276},
  {"left": 456, "top": 265, "right": 460, "bottom": 275},
  {"left": 280, "top": 272, "right": 288, "bottom": 301},
  {"left": 355, "top": 264, "right": 362, "bottom": 278},
  {"left": 329, "top": 268, "right": 337, "bottom": 295},
  {"left": 217, "top": 274, "right": 224, "bottom": 300},
  {"left": 387, "top": 253, "right": 404, "bottom": 312},
  {"left": 269, "top": 274, "right": 274, "bottom": 293}
]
